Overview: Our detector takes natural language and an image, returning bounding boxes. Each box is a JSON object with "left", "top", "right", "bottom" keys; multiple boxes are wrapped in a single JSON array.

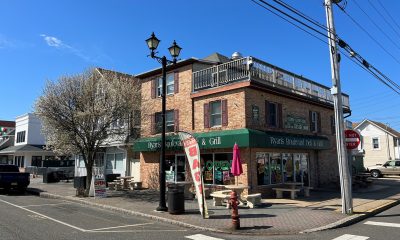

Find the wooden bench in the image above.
[
  {"left": 128, "top": 181, "right": 143, "bottom": 190},
  {"left": 210, "top": 190, "right": 231, "bottom": 207},
  {"left": 273, "top": 188, "right": 300, "bottom": 199},
  {"left": 246, "top": 193, "right": 262, "bottom": 208},
  {"left": 108, "top": 182, "right": 116, "bottom": 190}
]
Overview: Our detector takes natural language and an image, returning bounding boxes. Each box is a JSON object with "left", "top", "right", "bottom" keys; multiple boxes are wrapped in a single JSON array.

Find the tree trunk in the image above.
[{"left": 85, "top": 167, "right": 93, "bottom": 197}]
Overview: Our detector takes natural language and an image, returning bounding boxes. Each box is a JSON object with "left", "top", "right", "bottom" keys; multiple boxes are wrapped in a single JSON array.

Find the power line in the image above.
[
  {"left": 352, "top": 0, "right": 400, "bottom": 53},
  {"left": 377, "top": 0, "right": 400, "bottom": 33},
  {"left": 250, "top": 0, "right": 400, "bottom": 95},
  {"left": 272, "top": 0, "right": 330, "bottom": 33},
  {"left": 256, "top": 0, "right": 336, "bottom": 41},
  {"left": 250, "top": 0, "right": 330, "bottom": 44},
  {"left": 336, "top": 1, "right": 400, "bottom": 65},
  {"left": 368, "top": 0, "right": 400, "bottom": 40}
]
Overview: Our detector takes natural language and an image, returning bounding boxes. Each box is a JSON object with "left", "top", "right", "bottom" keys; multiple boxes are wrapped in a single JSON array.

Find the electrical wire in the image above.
[
  {"left": 250, "top": 0, "right": 400, "bottom": 95},
  {"left": 336, "top": 1, "right": 400, "bottom": 65},
  {"left": 352, "top": 0, "right": 400, "bottom": 52},
  {"left": 272, "top": 0, "right": 330, "bottom": 33},
  {"left": 257, "top": 0, "right": 336, "bottom": 41},
  {"left": 367, "top": 0, "right": 400, "bottom": 39},
  {"left": 377, "top": 0, "right": 400, "bottom": 33}
]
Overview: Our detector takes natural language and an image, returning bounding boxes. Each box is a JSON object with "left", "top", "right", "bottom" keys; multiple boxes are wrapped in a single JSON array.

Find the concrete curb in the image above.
[{"left": 301, "top": 198, "right": 400, "bottom": 233}]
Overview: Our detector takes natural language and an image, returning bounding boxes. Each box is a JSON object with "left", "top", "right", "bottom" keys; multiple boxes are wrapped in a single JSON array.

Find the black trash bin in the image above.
[
  {"left": 168, "top": 184, "right": 185, "bottom": 214},
  {"left": 73, "top": 176, "right": 87, "bottom": 189},
  {"left": 43, "top": 169, "right": 59, "bottom": 183}
]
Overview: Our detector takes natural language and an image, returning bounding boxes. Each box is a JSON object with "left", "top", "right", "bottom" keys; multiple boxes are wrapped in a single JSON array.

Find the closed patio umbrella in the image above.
[{"left": 231, "top": 143, "right": 243, "bottom": 185}]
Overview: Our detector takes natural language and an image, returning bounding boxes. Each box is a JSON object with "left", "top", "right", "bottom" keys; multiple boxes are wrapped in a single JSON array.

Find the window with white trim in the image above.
[
  {"left": 210, "top": 101, "right": 222, "bottom": 127},
  {"left": 106, "top": 153, "right": 124, "bottom": 170},
  {"left": 156, "top": 73, "right": 174, "bottom": 97},
  {"left": 372, "top": 137, "right": 380, "bottom": 149}
]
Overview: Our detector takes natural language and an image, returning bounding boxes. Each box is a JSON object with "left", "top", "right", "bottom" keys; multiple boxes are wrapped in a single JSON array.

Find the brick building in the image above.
[{"left": 134, "top": 52, "right": 351, "bottom": 195}]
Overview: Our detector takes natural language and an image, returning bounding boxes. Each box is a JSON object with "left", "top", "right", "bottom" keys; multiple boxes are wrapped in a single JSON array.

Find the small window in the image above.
[
  {"left": 394, "top": 137, "right": 398, "bottom": 147},
  {"left": 372, "top": 138, "right": 380, "bottom": 149},
  {"left": 395, "top": 161, "right": 400, "bottom": 167},
  {"left": 210, "top": 101, "right": 222, "bottom": 127},
  {"left": 156, "top": 73, "right": 174, "bottom": 97},
  {"left": 16, "top": 131, "right": 26, "bottom": 143},
  {"left": 388, "top": 161, "right": 396, "bottom": 167},
  {"left": 310, "top": 111, "right": 318, "bottom": 132},
  {"left": 252, "top": 105, "right": 259, "bottom": 122},
  {"left": 106, "top": 153, "right": 124, "bottom": 170},
  {"left": 268, "top": 102, "right": 277, "bottom": 127},
  {"left": 155, "top": 110, "right": 174, "bottom": 133}
]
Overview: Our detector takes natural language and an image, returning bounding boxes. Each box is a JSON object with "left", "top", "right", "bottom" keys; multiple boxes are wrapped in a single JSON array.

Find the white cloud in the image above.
[
  {"left": 40, "top": 34, "right": 63, "bottom": 48},
  {"left": 40, "top": 34, "right": 93, "bottom": 62}
]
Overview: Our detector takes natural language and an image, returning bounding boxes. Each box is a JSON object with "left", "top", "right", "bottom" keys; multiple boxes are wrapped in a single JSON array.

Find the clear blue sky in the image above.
[{"left": 1, "top": 0, "right": 400, "bottom": 129}]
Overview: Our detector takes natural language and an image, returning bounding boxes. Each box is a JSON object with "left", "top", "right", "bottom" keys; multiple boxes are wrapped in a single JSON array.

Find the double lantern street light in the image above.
[{"left": 145, "top": 32, "right": 182, "bottom": 212}]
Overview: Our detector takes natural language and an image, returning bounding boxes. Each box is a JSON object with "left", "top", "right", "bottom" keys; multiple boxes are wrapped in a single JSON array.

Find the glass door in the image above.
[{"left": 175, "top": 155, "right": 186, "bottom": 182}]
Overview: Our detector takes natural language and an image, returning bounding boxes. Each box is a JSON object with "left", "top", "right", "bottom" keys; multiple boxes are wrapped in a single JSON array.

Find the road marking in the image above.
[
  {"left": 364, "top": 221, "right": 400, "bottom": 228},
  {"left": 0, "top": 198, "right": 86, "bottom": 232},
  {"left": 90, "top": 229, "right": 188, "bottom": 233},
  {"left": 0, "top": 198, "right": 182, "bottom": 234},
  {"left": 185, "top": 234, "right": 224, "bottom": 240},
  {"left": 332, "top": 234, "right": 369, "bottom": 240},
  {"left": 88, "top": 223, "right": 153, "bottom": 231},
  {"left": 22, "top": 202, "right": 73, "bottom": 208}
]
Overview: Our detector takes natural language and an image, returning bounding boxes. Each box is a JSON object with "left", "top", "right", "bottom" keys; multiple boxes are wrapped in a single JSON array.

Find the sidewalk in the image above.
[{"left": 26, "top": 177, "right": 400, "bottom": 235}]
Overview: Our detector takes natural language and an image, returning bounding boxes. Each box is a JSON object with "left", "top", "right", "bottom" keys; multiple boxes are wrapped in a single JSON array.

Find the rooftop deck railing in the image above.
[{"left": 192, "top": 56, "right": 350, "bottom": 108}]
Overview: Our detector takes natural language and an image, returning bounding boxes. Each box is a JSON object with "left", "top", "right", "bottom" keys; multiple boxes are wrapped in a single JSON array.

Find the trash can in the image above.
[
  {"left": 43, "top": 169, "right": 59, "bottom": 183},
  {"left": 168, "top": 184, "right": 185, "bottom": 214},
  {"left": 73, "top": 176, "right": 87, "bottom": 189}
]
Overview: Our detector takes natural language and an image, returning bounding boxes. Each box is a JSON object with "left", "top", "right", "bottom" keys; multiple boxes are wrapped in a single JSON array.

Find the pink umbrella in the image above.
[{"left": 231, "top": 143, "right": 243, "bottom": 185}]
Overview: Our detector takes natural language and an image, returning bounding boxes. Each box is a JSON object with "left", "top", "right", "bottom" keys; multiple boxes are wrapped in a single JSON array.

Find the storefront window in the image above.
[
  {"left": 270, "top": 153, "right": 282, "bottom": 184},
  {"left": 257, "top": 152, "right": 309, "bottom": 186},
  {"left": 257, "top": 153, "right": 270, "bottom": 185},
  {"left": 165, "top": 155, "right": 186, "bottom": 182},
  {"left": 201, "top": 153, "right": 233, "bottom": 185},
  {"left": 282, "top": 153, "right": 293, "bottom": 182},
  {"left": 106, "top": 153, "right": 124, "bottom": 170},
  {"left": 202, "top": 154, "right": 214, "bottom": 185}
]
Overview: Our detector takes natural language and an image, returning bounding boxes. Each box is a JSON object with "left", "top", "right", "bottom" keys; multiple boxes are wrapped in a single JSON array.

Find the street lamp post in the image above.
[{"left": 145, "top": 32, "right": 182, "bottom": 212}]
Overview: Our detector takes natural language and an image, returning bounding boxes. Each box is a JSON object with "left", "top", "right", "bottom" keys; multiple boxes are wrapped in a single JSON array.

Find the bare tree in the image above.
[{"left": 35, "top": 68, "right": 141, "bottom": 196}]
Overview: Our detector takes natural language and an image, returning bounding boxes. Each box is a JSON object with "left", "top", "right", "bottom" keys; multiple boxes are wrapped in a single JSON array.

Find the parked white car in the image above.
[{"left": 367, "top": 160, "right": 400, "bottom": 178}]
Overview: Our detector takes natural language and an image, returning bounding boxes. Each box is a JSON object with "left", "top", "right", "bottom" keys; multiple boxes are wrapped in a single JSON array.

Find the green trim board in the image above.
[{"left": 133, "top": 128, "right": 330, "bottom": 152}]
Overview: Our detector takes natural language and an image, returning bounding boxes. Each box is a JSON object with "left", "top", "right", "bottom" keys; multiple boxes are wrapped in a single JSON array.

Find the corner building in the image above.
[{"left": 134, "top": 53, "right": 351, "bottom": 196}]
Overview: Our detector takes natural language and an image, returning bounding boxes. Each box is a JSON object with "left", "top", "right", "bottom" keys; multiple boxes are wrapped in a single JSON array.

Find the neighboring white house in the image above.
[
  {"left": 0, "top": 113, "right": 56, "bottom": 168},
  {"left": 74, "top": 68, "right": 141, "bottom": 181},
  {"left": 354, "top": 119, "right": 400, "bottom": 168}
]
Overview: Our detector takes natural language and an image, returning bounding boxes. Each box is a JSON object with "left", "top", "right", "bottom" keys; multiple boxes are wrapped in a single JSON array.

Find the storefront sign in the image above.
[
  {"left": 178, "top": 131, "right": 209, "bottom": 219},
  {"left": 266, "top": 134, "right": 329, "bottom": 149},
  {"left": 92, "top": 167, "right": 106, "bottom": 198},
  {"left": 285, "top": 115, "right": 309, "bottom": 131},
  {"left": 133, "top": 128, "right": 330, "bottom": 152}
]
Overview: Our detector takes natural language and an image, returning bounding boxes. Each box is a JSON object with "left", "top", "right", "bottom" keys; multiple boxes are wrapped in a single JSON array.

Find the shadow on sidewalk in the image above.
[{"left": 210, "top": 213, "right": 275, "bottom": 219}]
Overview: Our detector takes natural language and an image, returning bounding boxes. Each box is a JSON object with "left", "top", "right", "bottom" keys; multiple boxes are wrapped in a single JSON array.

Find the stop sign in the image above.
[{"left": 345, "top": 130, "right": 360, "bottom": 149}]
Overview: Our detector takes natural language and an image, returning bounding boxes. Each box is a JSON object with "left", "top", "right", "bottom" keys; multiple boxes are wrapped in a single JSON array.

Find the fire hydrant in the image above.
[{"left": 229, "top": 191, "right": 240, "bottom": 230}]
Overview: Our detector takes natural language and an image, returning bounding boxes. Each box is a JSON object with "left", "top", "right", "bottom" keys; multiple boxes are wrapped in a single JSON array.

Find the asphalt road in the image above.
[
  {"left": 1, "top": 191, "right": 400, "bottom": 240},
  {"left": 0, "top": 192, "right": 203, "bottom": 240}
]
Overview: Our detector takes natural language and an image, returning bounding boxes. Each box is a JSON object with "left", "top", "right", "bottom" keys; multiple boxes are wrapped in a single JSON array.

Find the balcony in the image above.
[{"left": 192, "top": 56, "right": 350, "bottom": 108}]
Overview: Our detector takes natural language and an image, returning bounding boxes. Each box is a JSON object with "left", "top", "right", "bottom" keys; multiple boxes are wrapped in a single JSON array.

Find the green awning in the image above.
[{"left": 133, "top": 128, "right": 330, "bottom": 152}]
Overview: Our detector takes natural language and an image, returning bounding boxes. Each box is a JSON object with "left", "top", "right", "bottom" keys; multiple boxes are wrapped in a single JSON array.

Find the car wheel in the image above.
[{"left": 371, "top": 170, "right": 381, "bottom": 178}]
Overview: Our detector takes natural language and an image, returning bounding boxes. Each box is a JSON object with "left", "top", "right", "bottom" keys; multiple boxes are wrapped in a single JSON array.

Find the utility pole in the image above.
[{"left": 324, "top": 0, "right": 353, "bottom": 214}]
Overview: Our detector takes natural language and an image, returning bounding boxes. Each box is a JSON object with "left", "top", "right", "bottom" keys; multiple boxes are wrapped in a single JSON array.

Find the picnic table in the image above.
[
  {"left": 117, "top": 176, "right": 134, "bottom": 189},
  {"left": 224, "top": 184, "right": 249, "bottom": 205}
]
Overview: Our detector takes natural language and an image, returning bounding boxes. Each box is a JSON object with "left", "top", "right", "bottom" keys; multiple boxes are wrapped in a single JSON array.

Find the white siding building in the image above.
[
  {"left": 0, "top": 113, "right": 55, "bottom": 168},
  {"left": 354, "top": 119, "right": 400, "bottom": 168}
]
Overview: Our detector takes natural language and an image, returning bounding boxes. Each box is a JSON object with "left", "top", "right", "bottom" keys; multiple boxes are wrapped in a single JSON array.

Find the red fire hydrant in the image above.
[{"left": 229, "top": 191, "right": 240, "bottom": 230}]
